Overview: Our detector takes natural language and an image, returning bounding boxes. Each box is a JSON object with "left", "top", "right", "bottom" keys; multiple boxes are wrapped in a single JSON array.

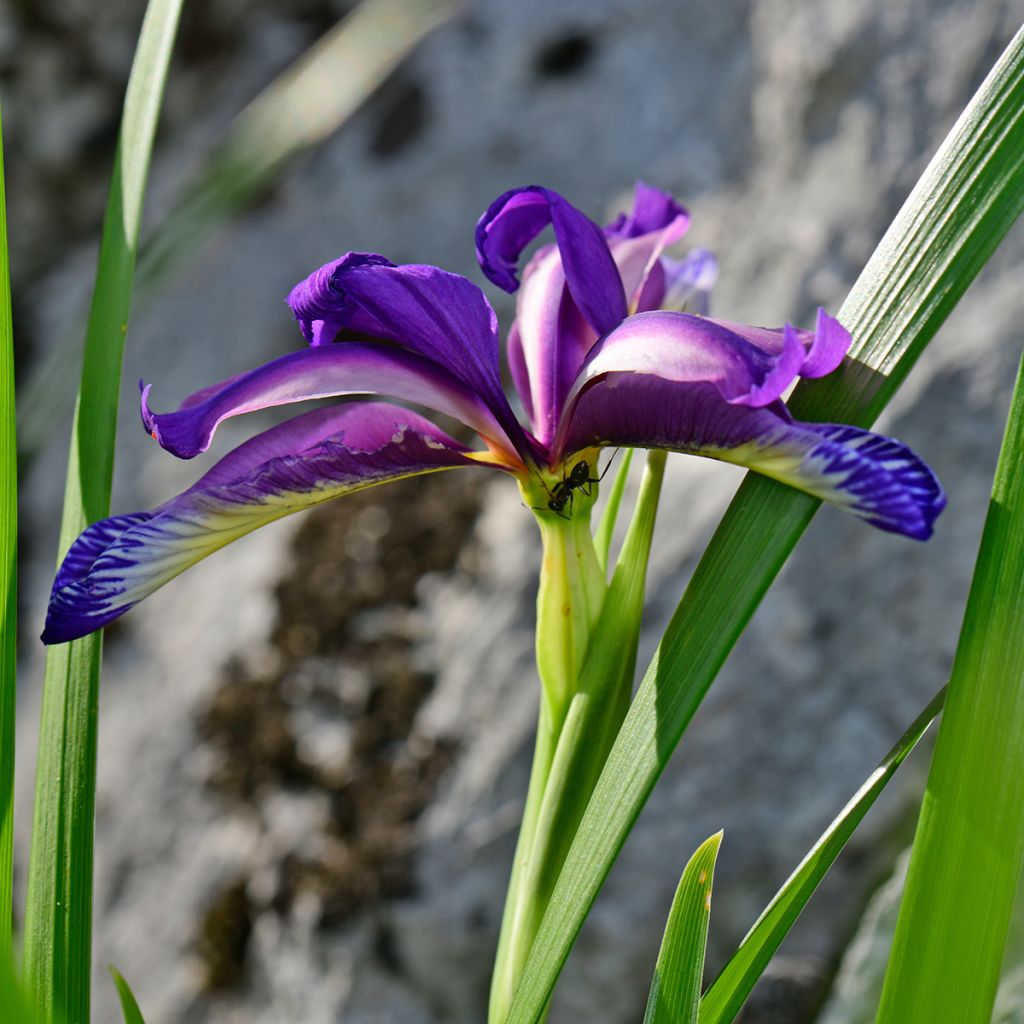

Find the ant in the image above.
[{"left": 540, "top": 452, "right": 618, "bottom": 519}]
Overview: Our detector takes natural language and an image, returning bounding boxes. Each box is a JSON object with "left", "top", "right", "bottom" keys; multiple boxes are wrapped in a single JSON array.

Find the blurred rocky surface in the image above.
[
  {"left": 818, "top": 853, "right": 1024, "bottom": 1024},
  {"left": 10, "top": 0, "right": 1024, "bottom": 1021}
]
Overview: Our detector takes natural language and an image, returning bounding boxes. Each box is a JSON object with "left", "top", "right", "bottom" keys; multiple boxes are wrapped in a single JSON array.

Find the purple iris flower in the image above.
[{"left": 42, "top": 183, "right": 944, "bottom": 645}]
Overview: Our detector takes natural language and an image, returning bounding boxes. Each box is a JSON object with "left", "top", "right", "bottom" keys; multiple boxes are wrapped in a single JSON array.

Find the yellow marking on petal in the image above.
[{"left": 466, "top": 446, "right": 524, "bottom": 471}]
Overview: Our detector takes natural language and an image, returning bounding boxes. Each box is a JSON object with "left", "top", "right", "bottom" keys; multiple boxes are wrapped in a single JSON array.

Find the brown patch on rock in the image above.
[
  {"left": 194, "top": 467, "right": 484, "bottom": 982},
  {"left": 196, "top": 879, "right": 254, "bottom": 992}
]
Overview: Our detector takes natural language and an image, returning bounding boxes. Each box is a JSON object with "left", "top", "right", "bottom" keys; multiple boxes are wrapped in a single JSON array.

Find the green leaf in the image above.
[
  {"left": 0, "top": 104, "right": 16, "bottom": 954},
  {"left": 645, "top": 831, "right": 723, "bottom": 1024},
  {"left": 0, "top": 955, "right": 37, "bottom": 1024},
  {"left": 109, "top": 967, "right": 147, "bottom": 1024},
  {"left": 21, "top": 2, "right": 184, "bottom": 1022},
  {"left": 699, "top": 688, "right": 944, "bottom": 1024},
  {"left": 504, "top": 26, "right": 1024, "bottom": 1024},
  {"left": 876, "top": 355, "right": 1024, "bottom": 1023}
]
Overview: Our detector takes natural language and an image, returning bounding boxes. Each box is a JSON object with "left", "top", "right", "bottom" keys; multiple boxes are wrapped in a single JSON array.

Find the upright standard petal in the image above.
[
  {"left": 636, "top": 247, "right": 718, "bottom": 315},
  {"left": 43, "top": 404, "right": 480, "bottom": 644},
  {"left": 568, "top": 309, "right": 851, "bottom": 414},
  {"left": 558, "top": 375, "right": 944, "bottom": 539},
  {"left": 286, "top": 254, "right": 531, "bottom": 459},
  {"left": 508, "top": 243, "right": 597, "bottom": 446},
  {"left": 475, "top": 185, "right": 627, "bottom": 335},
  {"left": 141, "top": 342, "right": 520, "bottom": 461},
  {"left": 604, "top": 181, "right": 691, "bottom": 309}
]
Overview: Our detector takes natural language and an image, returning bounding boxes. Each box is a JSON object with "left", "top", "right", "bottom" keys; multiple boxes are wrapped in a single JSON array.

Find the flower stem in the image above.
[{"left": 490, "top": 452, "right": 666, "bottom": 1021}]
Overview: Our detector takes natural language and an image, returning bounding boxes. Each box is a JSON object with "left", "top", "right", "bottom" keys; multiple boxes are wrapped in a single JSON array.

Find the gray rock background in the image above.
[{"left": 8, "top": 0, "right": 1024, "bottom": 1021}]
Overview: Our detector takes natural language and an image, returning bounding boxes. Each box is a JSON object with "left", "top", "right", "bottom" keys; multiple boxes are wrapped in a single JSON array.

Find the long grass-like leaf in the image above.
[
  {"left": 21, "top": 3, "right": 184, "bottom": 1021},
  {"left": 645, "top": 832, "right": 722, "bottom": 1024},
  {"left": 0, "top": 104, "right": 16, "bottom": 953},
  {"left": 876, "top": 356, "right": 1024, "bottom": 1022},
  {"left": 699, "top": 688, "right": 944, "bottom": 1024},
  {"left": 0, "top": 955, "right": 36, "bottom": 1024},
  {"left": 108, "top": 967, "right": 146, "bottom": 1024},
  {"left": 505, "top": 26, "right": 1024, "bottom": 1024}
]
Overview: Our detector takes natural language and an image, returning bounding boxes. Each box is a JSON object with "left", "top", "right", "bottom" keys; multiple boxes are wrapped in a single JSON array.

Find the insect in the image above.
[{"left": 546, "top": 460, "right": 599, "bottom": 517}]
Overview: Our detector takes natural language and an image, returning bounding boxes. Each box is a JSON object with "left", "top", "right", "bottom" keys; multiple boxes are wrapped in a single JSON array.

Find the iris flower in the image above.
[{"left": 42, "top": 183, "right": 944, "bottom": 645}]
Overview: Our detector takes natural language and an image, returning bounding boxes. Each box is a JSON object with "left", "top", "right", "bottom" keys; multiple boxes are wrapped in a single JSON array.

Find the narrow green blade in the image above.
[
  {"left": 108, "top": 967, "right": 147, "bottom": 1024},
  {"left": 21, "top": 2, "right": 184, "bottom": 1021},
  {"left": 0, "top": 104, "right": 16, "bottom": 953},
  {"left": 876, "top": 356, "right": 1024, "bottom": 1022},
  {"left": 505, "top": 26, "right": 1024, "bottom": 1024},
  {"left": 699, "top": 688, "right": 944, "bottom": 1024},
  {"left": 0, "top": 955, "right": 36, "bottom": 1024},
  {"left": 645, "top": 832, "right": 723, "bottom": 1024}
]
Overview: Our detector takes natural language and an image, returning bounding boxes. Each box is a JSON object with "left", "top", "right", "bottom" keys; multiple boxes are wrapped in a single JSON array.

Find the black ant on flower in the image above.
[{"left": 534, "top": 451, "right": 618, "bottom": 519}]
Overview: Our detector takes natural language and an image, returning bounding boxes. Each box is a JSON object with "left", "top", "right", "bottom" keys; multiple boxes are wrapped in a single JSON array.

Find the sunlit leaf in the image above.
[
  {"left": 22, "top": 2, "right": 184, "bottom": 1020},
  {"left": 699, "top": 688, "right": 944, "bottom": 1024},
  {"left": 645, "top": 832, "right": 722, "bottom": 1024},
  {"left": 876, "top": 354, "right": 1024, "bottom": 1022}
]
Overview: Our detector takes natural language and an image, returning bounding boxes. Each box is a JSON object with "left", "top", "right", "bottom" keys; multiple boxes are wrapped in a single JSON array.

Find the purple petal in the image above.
[
  {"left": 639, "top": 248, "right": 719, "bottom": 315},
  {"left": 558, "top": 375, "right": 945, "bottom": 540},
  {"left": 140, "top": 342, "right": 519, "bottom": 461},
  {"left": 509, "top": 243, "right": 597, "bottom": 446},
  {"left": 286, "top": 254, "right": 529, "bottom": 456},
  {"left": 475, "top": 185, "right": 627, "bottom": 335},
  {"left": 801, "top": 307, "right": 851, "bottom": 378},
  {"left": 604, "top": 183, "right": 691, "bottom": 309},
  {"left": 605, "top": 181, "right": 690, "bottom": 240},
  {"left": 569, "top": 309, "right": 851, "bottom": 415},
  {"left": 43, "top": 404, "right": 480, "bottom": 644},
  {"left": 286, "top": 251, "right": 394, "bottom": 344}
]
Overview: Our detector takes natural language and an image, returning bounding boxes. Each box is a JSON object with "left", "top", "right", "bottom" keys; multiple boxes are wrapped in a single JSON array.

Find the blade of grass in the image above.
[
  {"left": 108, "top": 967, "right": 146, "bottom": 1024},
  {"left": 21, "top": 2, "right": 184, "bottom": 1021},
  {"left": 699, "top": 687, "right": 945, "bottom": 1024},
  {"left": 505, "top": 25, "right": 1024, "bottom": 1024},
  {"left": 0, "top": 954, "right": 36, "bottom": 1024},
  {"left": 0, "top": 104, "right": 16, "bottom": 954},
  {"left": 876, "top": 356, "right": 1024, "bottom": 1022},
  {"left": 645, "top": 831, "right": 723, "bottom": 1024}
]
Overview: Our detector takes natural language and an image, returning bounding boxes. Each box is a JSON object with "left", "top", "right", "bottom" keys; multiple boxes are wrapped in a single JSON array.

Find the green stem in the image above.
[
  {"left": 490, "top": 452, "right": 667, "bottom": 1022},
  {"left": 594, "top": 448, "right": 634, "bottom": 574}
]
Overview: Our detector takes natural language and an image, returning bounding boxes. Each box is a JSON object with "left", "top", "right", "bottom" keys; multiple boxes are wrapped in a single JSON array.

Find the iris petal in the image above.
[
  {"left": 140, "top": 342, "right": 519, "bottom": 460},
  {"left": 285, "top": 255, "right": 531, "bottom": 458},
  {"left": 42, "top": 404, "right": 479, "bottom": 644},
  {"left": 558, "top": 375, "right": 944, "bottom": 539},
  {"left": 567, "top": 309, "right": 851, "bottom": 415},
  {"left": 475, "top": 185, "right": 627, "bottom": 335},
  {"left": 605, "top": 182, "right": 691, "bottom": 309}
]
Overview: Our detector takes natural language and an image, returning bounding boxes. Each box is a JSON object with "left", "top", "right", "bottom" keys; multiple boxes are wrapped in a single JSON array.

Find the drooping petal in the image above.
[
  {"left": 558, "top": 374, "right": 944, "bottom": 539},
  {"left": 141, "top": 342, "right": 521, "bottom": 461},
  {"left": 475, "top": 185, "right": 627, "bottom": 335},
  {"left": 43, "top": 404, "right": 481, "bottom": 644},
  {"left": 286, "top": 254, "right": 531, "bottom": 457},
  {"left": 567, "top": 309, "right": 851, "bottom": 415}
]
